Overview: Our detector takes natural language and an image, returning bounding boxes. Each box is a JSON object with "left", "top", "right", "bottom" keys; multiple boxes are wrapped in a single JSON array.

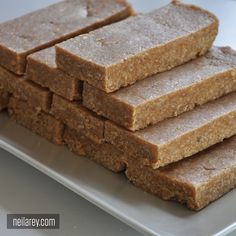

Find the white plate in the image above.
[{"left": 1, "top": 113, "right": 236, "bottom": 236}]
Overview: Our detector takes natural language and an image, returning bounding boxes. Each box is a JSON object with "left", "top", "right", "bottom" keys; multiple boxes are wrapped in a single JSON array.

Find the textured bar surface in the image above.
[
  {"left": 84, "top": 47, "right": 236, "bottom": 131},
  {"left": 105, "top": 93, "right": 236, "bottom": 168},
  {"left": 0, "top": 0, "right": 133, "bottom": 74},
  {"left": 0, "top": 66, "right": 52, "bottom": 112},
  {"left": 51, "top": 94, "right": 105, "bottom": 144},
  {"left": 56, "top": 1, "right": 218, "bottom": 92},
  {"left": 126, "top": 136, "right": 236, "bottom": 210},
  {"left": 0, "top": 87, "right": 9, "bottom": 111},
  {"left": 27, "top": 47, "right": 83, "bottom": 101},
  {"left": 64, "top": 127, "right": 126, "bottom": 172},
  {"left": 8, "top": 97, "right": 64, "bottom": 145}
]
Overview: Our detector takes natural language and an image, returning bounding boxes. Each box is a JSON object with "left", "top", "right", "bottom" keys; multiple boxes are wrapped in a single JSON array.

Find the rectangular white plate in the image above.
[{"left": 1, "top": 113, "right": 236, "bottom": 236}]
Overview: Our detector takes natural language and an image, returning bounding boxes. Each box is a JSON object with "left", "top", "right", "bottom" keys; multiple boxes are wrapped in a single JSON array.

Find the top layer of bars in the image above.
[
  {"left": 56, "top": 1, "right": 218, "bottom": 92},
  {"left": 0, "top": 0, "right": 132, "bottom": 74}
]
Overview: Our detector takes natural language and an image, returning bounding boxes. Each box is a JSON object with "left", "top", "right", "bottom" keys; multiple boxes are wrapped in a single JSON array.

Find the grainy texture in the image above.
[
  {"left": 0, "top": 66, "right": 52, "bottom": 112},
  {"left": 83, "top": 47, "right": 236, "bottom": 131},
  {"left": 56, "top": 1, "right": 218, "bottom": 92},
  {"left": 51, "top": 94, "right": 105, "bottom": 144},
  {"left": 0, "top": 87, "right": 9, "bottom": 111},
  {"left": 126, "top": 136, "right": 236, "bottom": 211},
  {"left": 105, "top": 92, "right": 236, "bottom": 169},
  {"left": 8, "top": 97, "right": 64, "bottom": 145},
  {"left": 0, "top": 0, "right": 133, "bottom": 74},
  {"left": 64, "top": 127, "right": 126, "bottom": 172},
  {"left": 27, "top": 47, "right": 83, "bottom": 101}
]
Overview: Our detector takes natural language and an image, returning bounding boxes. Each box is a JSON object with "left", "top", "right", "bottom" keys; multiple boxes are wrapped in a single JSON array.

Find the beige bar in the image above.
[
  {"left": 8, "top": 97, "right": 64, "bottom": 145},
  {"left": 64, "top": 127, "right": 126, "bottom": 173},
  {"left": 83, "top": 47, "right": 236, "bottom": 131},
  {"left": 126, "top": 136, "right": 236, "bottom": 211},
  {"left": 27, "top": 47, "right": 83, "bottom": 101},
  {"left": 56, "top": 1, "right": 218, "bottom": 92},
  {"left": 0, "top": 0, "right": 132, "bottom": 74},
  {"left": 105, "top": 92, "right": 236, "bottom": 168},
  {"left": 51, "top": 94, "right": 105, "bottom": 144},
  {"left": 0, "top": 66, "right": 52, "bottom": 112}
]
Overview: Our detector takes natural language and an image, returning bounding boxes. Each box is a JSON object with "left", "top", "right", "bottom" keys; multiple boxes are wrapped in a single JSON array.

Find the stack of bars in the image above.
[{"left": 1, "top": 0, "right": 236, "bottom": 211}]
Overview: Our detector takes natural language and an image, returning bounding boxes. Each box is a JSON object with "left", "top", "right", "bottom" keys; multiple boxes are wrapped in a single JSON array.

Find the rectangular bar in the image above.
[
  {"left": 51, "top": 94, "right": 105, "bottom": 144},
  {"left": 105, "top": 92, "right": 236, "bottom": 169},
  {"left": 84, "top": 47, "right": 236, "bottom": 131},
  {"left": 64, "top": 127, "right": 126, "bottom": 173},
  {"left": 56, "top": 1, "right": 218, "bottom": 93},
  {"left": 0, "top": 66, "right": 52, "bottom": 112},
  {"left": 27, "top": 47, "right": 83, "bottom": 101},
  {"left": 126, "top": 136, "right": 236, "bottom": 211},
  {"left": 8, "top": 97, "right": 64, "bottom": 145},
  {"left": 0, "top": 87, "right": 9, "bottom": 111},
  {"left": 0, "top": 0, "right": 133, "bottom": 74}
]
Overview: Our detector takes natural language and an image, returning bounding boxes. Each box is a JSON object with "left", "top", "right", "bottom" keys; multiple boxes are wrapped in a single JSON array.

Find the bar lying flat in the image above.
[
  {"left": 105, "top": 93, "right": 236, "bottom": 168},
  {"left": 83, "top": 47, "right": 236, "bottom": 131},
  {"left": 27, "top": 47, "right": 83, "bottom": 101},
  {"left": 56, "top": 1, "right": 218, "bottom": 92},
  {"left": 0, "top": 66, "right": 52, "bottom": 112},
  {"left": 0, "top": 0, "right": 132, "bottom": 74},
  {"left": 51, "top": 94, "right": 105, "bottom": 144},
  {"left": 126, "top": 136, "right": 236, "bottom": 210},
  {"left": 8, "top": 97, "right": 64, "bottom": 145},
  {"left": 64, "top": 127, "right": 126, "bottom": 173}
]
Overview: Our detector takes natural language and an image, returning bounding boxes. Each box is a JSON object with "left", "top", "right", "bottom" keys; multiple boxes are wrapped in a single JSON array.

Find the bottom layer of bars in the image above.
[
  {"left": 126, "top": 137, "right": 236, "bottom": 210},
  {"left": 65, "top": 125, "right": 236, "bottom": 211},
  {"left": 64, "top": 127, "right": 126, "bottom": 173},
  {"left": 5, "top": 97, "right": 236, "bottom": 211},
  {"left": 8, "top": 97, "right": 64, "bottom": 145}
]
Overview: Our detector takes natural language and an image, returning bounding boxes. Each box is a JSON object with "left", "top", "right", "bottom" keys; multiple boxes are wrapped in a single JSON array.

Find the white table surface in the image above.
[{"left": 0, "top": 1, "right": 236, "bottom": 236}]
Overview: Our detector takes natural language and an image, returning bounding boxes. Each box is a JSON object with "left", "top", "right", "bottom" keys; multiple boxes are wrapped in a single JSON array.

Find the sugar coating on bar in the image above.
[
  {"left": 8, "top": 97, "right": 64, "bottom": 145},
  {"left": 51, "top": 94, "right": 105, "bottom": 144},
  {"left": 84, "top": 47, "right": 236, "bottom": 131},
  {"left": 64, "top": 127, "right": 126, "bottom": 172},
  {"left": 105, "top": 93, "right": 236, "bottom": 168},
  {"left": 126, "top": 136, "right": 236, "bottom": 210},
  {"left": 0, "top": 0, "right": 133, "bottom": 74},
  {"left": 56, "top": 1, "right": 218, "bottom": 92},
  {"left": 27, "top": 47, "right": 83, "bottom": 101},
  {"left": 0, "top": 66, "right": 52, "bottom": 112}
]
